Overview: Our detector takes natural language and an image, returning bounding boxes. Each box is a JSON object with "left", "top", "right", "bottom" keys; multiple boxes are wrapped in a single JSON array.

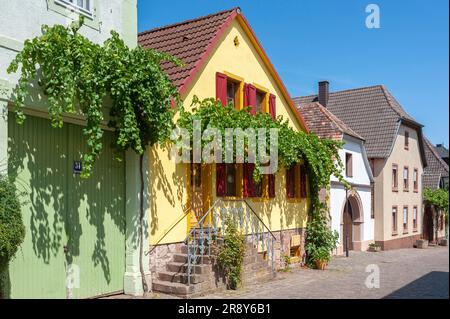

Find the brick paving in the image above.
[{"left": 105, "top": 246, "right": 448, "bottom": 299}]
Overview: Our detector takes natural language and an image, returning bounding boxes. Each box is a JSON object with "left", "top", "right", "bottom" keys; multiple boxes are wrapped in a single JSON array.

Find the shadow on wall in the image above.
[
  {"left": 383, "top": 271, "right": 449, "bottom": 299},
  {"left": 6, "top": 115, "right": 125, "bottom": 297},
  {"left": 149, "top": 146, "right": 186, "bottom": 241}
]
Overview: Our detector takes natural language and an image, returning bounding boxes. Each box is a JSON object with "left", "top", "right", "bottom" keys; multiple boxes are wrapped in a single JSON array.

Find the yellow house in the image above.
[{"left": 138, "top": 7, "right": 310, "bottom": 295}]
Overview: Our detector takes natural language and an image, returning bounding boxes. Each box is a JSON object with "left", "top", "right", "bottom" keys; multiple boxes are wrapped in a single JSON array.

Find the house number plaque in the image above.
[{"left": 73, "top": 161, "right": 83, "bottom": 175}]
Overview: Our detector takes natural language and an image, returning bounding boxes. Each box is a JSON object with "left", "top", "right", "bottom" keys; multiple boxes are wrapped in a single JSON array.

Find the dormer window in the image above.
[{"left": 55, "top": 0, "right": 93, "bottom": 17}]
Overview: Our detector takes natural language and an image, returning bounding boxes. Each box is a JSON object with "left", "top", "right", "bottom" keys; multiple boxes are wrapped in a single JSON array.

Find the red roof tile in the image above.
[{"left": 138, "top": 8, "right": 239, "bottom": 91}]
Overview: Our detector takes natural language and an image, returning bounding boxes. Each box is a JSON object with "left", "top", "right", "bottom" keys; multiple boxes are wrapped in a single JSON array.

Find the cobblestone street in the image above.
[
  {"left": 199, "top": 246, "right": 449, "bottom": 299},
  {"left": 106, "top": 246, "right": 448, "bottom": 299}
]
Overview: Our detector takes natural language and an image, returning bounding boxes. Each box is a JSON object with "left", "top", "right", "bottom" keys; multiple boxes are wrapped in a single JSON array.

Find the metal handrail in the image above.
[
  {"left": 222, "top": 199, "right": 276, "bottom": 240},
  {"left": 183, "top": 198, "right": 276, "bottom": 285}
]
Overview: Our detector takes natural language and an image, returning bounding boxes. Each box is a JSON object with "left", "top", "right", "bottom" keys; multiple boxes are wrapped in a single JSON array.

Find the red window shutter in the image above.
[
  {"left": 286, "top": 166, "right": 295, "bottom": 198},
  {"left": 300, "top": 165, "right": 307, "bottom": 198},
  {"left": 216, "top": 72, "right": 228, "bottom": 106},
  {"left": 244, "top": 84, "right": 257, "bottom": 115},
  {"left": 268, "top": 174, "right": 275, "bottom": 198},
  {"left": 216, "top": 164, "right": 226, "bottom": 196},
  {"left": 269, "top": 94, "right": 276, "bottom": 120}
]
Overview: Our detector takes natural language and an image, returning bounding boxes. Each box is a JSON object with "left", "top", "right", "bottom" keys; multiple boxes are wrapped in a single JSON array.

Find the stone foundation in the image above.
[
  {"left": 149, "top": 242, "right": 183, "bottom": 278},
  {"left": 148, "top": 227, "right": 306, "bottom": 277},
  {"left": 376, "top": 234, "right": 422, "bottom": 250}
]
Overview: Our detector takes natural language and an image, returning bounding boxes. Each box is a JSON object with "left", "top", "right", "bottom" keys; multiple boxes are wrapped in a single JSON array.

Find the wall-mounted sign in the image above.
[{"left": 73, "top": 161, "right": 83, "bottom": 175}]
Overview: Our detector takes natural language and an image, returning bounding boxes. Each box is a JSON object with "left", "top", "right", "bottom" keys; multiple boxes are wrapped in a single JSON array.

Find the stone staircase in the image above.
[{"left": 152, "top": 241, "right": 276, "bottom": 298}]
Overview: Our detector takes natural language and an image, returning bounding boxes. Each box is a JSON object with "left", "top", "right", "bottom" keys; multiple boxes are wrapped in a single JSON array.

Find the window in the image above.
[
  {"left": 413, "top": 206, "right": 418, "bottom": 230},
  {"left": 392, "top": 206, "right": 398, "bottom": 234},
  {"left": 403, "top": 206, "right": 408, "bottom": 232},
  {"left": 225, "top": 164, "right": 237, "bottom": 197},
  {"left": 55, "top": 0, "right": 93, "bottom": 16},
  {"left": 227, "top": 80, "right": 238, "bottom": 108},
  {"left": 216, "top": 164, "right": 238, "bottom": 197},
  {"left": 345, "top": 153, "right": 353, "bottom": 178},
  {"left": 256, "top": 91, "right": 266, "bottom": 113},
  {"left": 404, "top": 131, "right": 409, "bottom": 150},
  {"left": 403, "top": 167, "right": 409, "bottom": 191},
  {"left": 244, "top": 163, "right": 262, "bottom": 198},
  {"left": 392, "top": 164, "right": 398, "bottom": 191},
  {"left": 413, "top": 168, "right": 418, "bottom": 192}
]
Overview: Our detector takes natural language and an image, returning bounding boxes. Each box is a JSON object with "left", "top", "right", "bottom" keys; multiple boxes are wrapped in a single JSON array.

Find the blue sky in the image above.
[{"left": 138, "top": 0, "right": 449, "bottom": 147}]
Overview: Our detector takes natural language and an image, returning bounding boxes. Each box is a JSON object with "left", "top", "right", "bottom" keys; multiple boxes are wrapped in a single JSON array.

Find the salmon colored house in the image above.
[{"left": 138, "top": 8, "right": 311, "bottom": 296}]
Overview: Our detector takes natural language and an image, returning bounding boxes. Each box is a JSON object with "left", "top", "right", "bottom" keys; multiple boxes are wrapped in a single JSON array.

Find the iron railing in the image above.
[{"left": 183, "top": 199, "right": 276, "bottom": 285}]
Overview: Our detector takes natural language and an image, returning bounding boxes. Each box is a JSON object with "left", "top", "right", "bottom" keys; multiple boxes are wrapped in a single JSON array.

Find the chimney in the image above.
[{"left": 318, "top": 81, "right": 329, "bottom": 107}]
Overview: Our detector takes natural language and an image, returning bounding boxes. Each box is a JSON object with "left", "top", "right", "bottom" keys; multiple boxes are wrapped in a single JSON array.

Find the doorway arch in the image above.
[{"left": 340, "top": 190, "right": 364, "bottom": 252}]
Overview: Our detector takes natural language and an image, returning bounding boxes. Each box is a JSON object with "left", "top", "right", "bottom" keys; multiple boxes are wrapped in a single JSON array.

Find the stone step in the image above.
[
  {"left": 158, "top": 270, "right": 209, "bottom": 284},
  {"left": 153, "top": 280, "right": 213, "bottom": 297},
  {"left": 173, "top": 253, "right": 213, "bottom": 264},
  {"left": 166, "top": 261, "right": 212, "bottom": 275}
]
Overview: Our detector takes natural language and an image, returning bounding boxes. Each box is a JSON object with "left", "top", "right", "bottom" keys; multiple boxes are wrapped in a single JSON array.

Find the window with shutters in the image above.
[
  {"left": 403, "top": 166, "right": 409, "bottom": 191},
  {"left": 345, "top": 153, "right": 353, "bottom": 178},
  {"left": 286, "top": 164, "right": 305, "bottom": 200},
  {"left": 392, "top": 206, "right": 398, "bottom": 235},
  {"left": 392, "top": 164, "right": 398, "bottom": 191}
]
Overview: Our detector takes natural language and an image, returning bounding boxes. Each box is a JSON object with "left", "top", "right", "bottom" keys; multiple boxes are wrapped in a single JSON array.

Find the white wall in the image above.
[
  {"left": 330, "top": 136, "right": 373, "bottom": 252},
  {"left": 0, "top": 0, "right": 136, "bottom": 83}
]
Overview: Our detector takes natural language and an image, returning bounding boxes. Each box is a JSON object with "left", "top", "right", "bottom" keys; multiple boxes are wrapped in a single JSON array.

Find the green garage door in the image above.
[{"left": 7, "top": 115, "right": 126, "bottom": 299}]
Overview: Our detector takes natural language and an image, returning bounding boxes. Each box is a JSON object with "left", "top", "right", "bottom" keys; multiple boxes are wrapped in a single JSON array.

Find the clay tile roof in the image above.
[
  {"left": 423, "top": 137, "right": 449, "bottom": 189},
  {"left": 138, "top": 8, "right": 239, "bottom": 90},
  {"left": 293, "top": 85, "right": 424, "bottom": 160},
  {"left": 297, "top": 102, "right": 364, "bottom": 141}
]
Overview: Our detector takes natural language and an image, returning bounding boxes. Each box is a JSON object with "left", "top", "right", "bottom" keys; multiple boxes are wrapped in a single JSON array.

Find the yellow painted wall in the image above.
[{"left": 148, "top": 19, "right": 309, "bottom": 246}]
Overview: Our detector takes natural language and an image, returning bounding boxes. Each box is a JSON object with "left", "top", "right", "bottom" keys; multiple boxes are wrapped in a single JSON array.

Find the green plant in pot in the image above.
[{"left": 305, "top": 204, "right": 339, "bottom": 270}]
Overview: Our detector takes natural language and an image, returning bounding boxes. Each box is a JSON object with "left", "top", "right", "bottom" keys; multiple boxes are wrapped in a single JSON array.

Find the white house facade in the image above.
[{"left": 330, "top": 134, "right": 374, "bottom": 254}]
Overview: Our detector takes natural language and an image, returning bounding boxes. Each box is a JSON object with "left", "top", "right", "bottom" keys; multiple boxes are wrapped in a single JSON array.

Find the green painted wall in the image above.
[{"left": 8, "top": 115, "right": 125, "bottom": 299}]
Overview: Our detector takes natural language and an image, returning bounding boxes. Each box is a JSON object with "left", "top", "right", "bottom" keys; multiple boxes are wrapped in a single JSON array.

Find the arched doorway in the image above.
[
  {"left": 423, "top": 204, "right": 434, "bottom": 243},
  {"left": 341, "top": 192, "right": 364, "bottom": 252}
]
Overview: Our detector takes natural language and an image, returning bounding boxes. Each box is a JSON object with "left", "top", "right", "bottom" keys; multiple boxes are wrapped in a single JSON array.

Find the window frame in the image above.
[
  {"left": 413, "top": 206, "right": 418, "bottom": 231},
  {"left": 345, "top": 153, "right": 353, "bottom": 178},
  {"left": 413, "top": 168, "right": 419, "bottom": 192},
  {"left": 403, "top": 206, "right": 409, "bottom": 233},
  {"left": 404, "top": 130, "right": 409, "bottom": 150},
  {"left": 392, "top": 206, "right": 398, "bottom": 235},
  {"left": 392, "top": 163, "right": 398, "bottom": 192},
  {"left": 403, "top": 166, "right": 409, "bottom": 192},
  {"left": 54, "top": 0, "right": 94, "bottom": 17}
]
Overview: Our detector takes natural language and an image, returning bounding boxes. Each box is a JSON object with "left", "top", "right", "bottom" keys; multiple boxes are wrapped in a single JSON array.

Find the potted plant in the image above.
[
  {"left": 305, "top": 206, "right": 339, "bottom": 270},
  {"left": 368, "top": 243, "right": 382, "bottom": 252}
]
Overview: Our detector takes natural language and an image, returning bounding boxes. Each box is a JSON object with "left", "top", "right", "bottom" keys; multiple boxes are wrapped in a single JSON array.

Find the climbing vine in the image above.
[
  {"left": 176, "top": 96, "right": 348, "bottom": 208},
  {"left": 7, "top": 18, "right": 181, "bottom": 177}
]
